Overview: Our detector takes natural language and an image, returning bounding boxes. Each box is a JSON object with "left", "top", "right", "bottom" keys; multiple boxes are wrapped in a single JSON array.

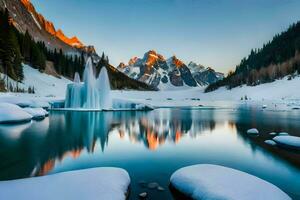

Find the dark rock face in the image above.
[
  {"left": 169, "top": 69, "right": 184, "bottom": 86},
  {"left": 178, "top": 65, "right": 197, "bottom": 86},
  {"left": 193, "top": 68, "right": 224, "bottom": 85}
]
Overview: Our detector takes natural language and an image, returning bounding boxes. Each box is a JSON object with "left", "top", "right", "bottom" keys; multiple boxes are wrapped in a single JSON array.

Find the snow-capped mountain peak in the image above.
[{"left": 117, "top": 50, "right": 224, "bottom": 90}]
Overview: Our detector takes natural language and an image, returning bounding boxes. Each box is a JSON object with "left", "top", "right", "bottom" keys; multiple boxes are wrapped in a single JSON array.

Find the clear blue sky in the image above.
[{"left": 31, "top": 0, "right": 300, "bottom": 73}]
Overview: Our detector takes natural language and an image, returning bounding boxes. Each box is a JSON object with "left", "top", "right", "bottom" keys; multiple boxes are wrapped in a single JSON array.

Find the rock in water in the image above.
[
  {"left": 147, "top": 182, "right": 159, "bottom": 189},
  {"left": 278, "top": 132, "right": 289, "bottom": 136},
  {"left": 23, "top": 107, "right": 47, "bottom": 120},
  {"left": 264, "top": 140, "right": 276, "bottom": 146},
  {"left": 247, "top": 128, "right": 259, "bottom": 135},
  {"left": 0, "top": 167, "right": 130, "bottom": 200},
  {"left": 0, "top": 103, "right": 32, "bottom": 124},
  {"left": 170, "top": 164, "right": 291, "bottom": 200},
  {"left": 273, "top": 136, "right": 300, "bottom": 150},
  {"left": 139, "top": 192, "right": 147, "bottom": 198},
  {"left": 157, "top": 186, "right": 165, "bottom": 191}
]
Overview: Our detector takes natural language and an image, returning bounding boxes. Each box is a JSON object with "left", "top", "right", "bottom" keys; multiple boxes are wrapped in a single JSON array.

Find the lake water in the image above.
[{"left": 0, "top": 107, "right": 300, "bottom": 199}]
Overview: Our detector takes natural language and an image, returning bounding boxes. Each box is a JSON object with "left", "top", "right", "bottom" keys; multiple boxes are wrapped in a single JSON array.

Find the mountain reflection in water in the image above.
[
  {"left": 1, "top": 108, "right": 300, "bottom": 199},
  {"left": 0, "top": 109, "right": 223, "bottom": 179}
]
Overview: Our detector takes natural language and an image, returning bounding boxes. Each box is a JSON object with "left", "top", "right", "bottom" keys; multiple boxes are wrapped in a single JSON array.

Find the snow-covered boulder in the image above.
[
  {"left": 269, "top": 132, "right": 277, "bottom": 136},
  {"left": 247, "top": 128, "right": 259, "bottom": 135},
  {"left": 29, "top": 100, "right": 50, "bottom": 109},
  {"left": 23, "top": 108, "right": 47, "bottom": 120},
  {"left": 273, "top": 136, "right": 300, "bottom": 150},
  {"left": 170, "top": 164, "right": 290, "bottom": 200},
  {"left": 278, "top": 132, "right": 289, "bottom": 136},
  {"left": 0, "top": 167, "right": 130, "bottom": 200},
  {"left": 0, "top": 103, "right": 32, "bottom": 124},
  {"left": 264, "top": 140, "right": 276, "bottom": 146}
]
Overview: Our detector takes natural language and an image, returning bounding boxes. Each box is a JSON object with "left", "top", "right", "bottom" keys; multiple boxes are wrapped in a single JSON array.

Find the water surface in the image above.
[{"left": 0, "top": 108, "right": 300, "bottom": 199}]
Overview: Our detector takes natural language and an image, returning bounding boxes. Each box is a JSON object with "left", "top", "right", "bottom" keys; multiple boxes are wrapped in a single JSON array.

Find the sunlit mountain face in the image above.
[
  {"left": 20, "top": 0, "right": 84, "bottom": 48},
  {"left": 117, "top": 50, "right": 224, "bottom": 89}
]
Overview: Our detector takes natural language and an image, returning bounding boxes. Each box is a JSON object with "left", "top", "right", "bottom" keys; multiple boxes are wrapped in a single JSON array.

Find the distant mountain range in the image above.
[{"left": 117, "top": 50, "right": 224, "bottom": 89}]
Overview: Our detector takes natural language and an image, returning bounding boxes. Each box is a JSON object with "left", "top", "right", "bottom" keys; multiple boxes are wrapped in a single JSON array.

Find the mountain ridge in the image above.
[
  {"left": 117, "top": 50, "right": 224, "bottom": 90},
  {"left": 20, "top": 0, "right": 84, "bottom": 49}
]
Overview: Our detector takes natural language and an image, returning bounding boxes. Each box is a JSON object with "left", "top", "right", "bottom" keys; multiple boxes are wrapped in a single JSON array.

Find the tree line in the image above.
[
  {"left": 0, "top": 8, "right": 87, "bottom": 91},
  {"left": 206, "top": 21, "right": 300, "bottom": 92}
]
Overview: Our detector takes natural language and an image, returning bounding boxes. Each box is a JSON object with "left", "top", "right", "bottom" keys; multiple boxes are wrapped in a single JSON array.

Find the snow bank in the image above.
[
  {"left": 0, "top": 103, "right": 32, "bottom": 124},
  {"left": 247, "top": 128, "right": 259, "bottom": 135},
  {"left": 23, "top": 108, "right": 47, "bottom": 120},
  {"left": 0, "top": 167, "right": 130, "bottom": 200},
  {"left": 273, "top": 136, "right": 300, "bottom": 150},
  {"left": 170, "top": 164, "right": 290, "bottom": 200}
]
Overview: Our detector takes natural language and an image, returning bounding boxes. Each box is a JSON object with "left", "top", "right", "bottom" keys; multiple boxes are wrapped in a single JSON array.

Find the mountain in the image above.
[
  {"left": 0, "top": 0, "right": 153, "bottom": 91},
  {"left": 206, "top": 21, "right": 300, "bottom": 92},
  {"left": 117, "top": 50, "right": 224, "bottom": 90},
  {"left": 0, "top": 0, "right": 94, "bottom": 56}
]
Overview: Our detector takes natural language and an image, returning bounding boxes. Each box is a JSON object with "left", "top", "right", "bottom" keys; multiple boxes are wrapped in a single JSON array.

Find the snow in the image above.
[
  {"left": 0, "top": 167, "right": 130, "bottom": 200},
  {"left": 273, "top": 136, "right": 300, "bottom": 150},
  {"left": 0, "top": 65, "right": 300, "bottom": 111},
  {"left": 247, "top": 128, "right": 259, "bottom": 135},
  {"left": 0, "top": 103, "right": 32, "bottom": 124},
  {"left": 269, "top": 132, "right": 277, "bottom": 136},
  {"left": 30, "top": 12, "right": 42, "bottom": 30},
  {"left": 22, "top": 107, "right": 47, "bottom": 120},
  {"left": 204, "top": 76, "right": 300, "bottom": 101},
  {"left": 0, "top": 64, "right": 71, "bottom": 97},
  {"left": 170, "top": 164, "right": 291, "bottom": 200},
  {"left": 22, "top": 64, "right": 71, "bottom": 97}
]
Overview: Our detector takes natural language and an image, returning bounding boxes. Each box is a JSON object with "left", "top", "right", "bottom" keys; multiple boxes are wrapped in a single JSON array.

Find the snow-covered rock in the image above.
[
  {"left": 0, "top": 167, "right": 130, "bottom": 200},
  {"left": 0, "top": 103, "right": 32, "bottom": 124},
  {"left": 273, "top": 136, "right": 300, "bottom": 150},
  {"left": 269, "top": 132, "right": 277, "bottom": 136},
  {"left": 23, "top": 108, "right": 47, "bottom": 120},
  {"left": 247, "top": 128, "right": 259, "bottom": 135},
  {"left": 278, "top": 132, "right": 289, "bottom": 136},
  {"left": 170, "top": 164, "right": 291, "bottom": 200},
  {"left": 264, "top": 140, "right": 277, "bottom": 146}
]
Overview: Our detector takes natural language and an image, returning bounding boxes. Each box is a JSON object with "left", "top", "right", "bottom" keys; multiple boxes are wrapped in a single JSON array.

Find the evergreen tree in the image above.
[{"left": 22, "top": 30, "right": 31, "bottom": 62}]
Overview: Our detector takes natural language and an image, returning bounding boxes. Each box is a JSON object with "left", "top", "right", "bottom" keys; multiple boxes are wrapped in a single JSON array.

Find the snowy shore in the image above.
[{"left": 1, "top": 64, "right": 300, "bottom": 111}]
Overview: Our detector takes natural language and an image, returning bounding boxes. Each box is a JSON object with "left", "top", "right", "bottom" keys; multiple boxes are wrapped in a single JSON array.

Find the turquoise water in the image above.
[{"left": 0, "top": 108, "right": 300, "bottom": 199}]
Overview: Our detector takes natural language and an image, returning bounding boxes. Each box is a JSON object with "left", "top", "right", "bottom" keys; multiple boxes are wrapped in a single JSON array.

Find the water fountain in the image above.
[{"left": 63, "top": 58, "right": 152, "bottom": 111}]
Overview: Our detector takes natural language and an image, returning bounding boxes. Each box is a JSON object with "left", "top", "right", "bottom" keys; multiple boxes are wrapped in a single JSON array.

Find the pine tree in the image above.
[{"left": 22, "top": 30, "right": 31, "bottom": 62}]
